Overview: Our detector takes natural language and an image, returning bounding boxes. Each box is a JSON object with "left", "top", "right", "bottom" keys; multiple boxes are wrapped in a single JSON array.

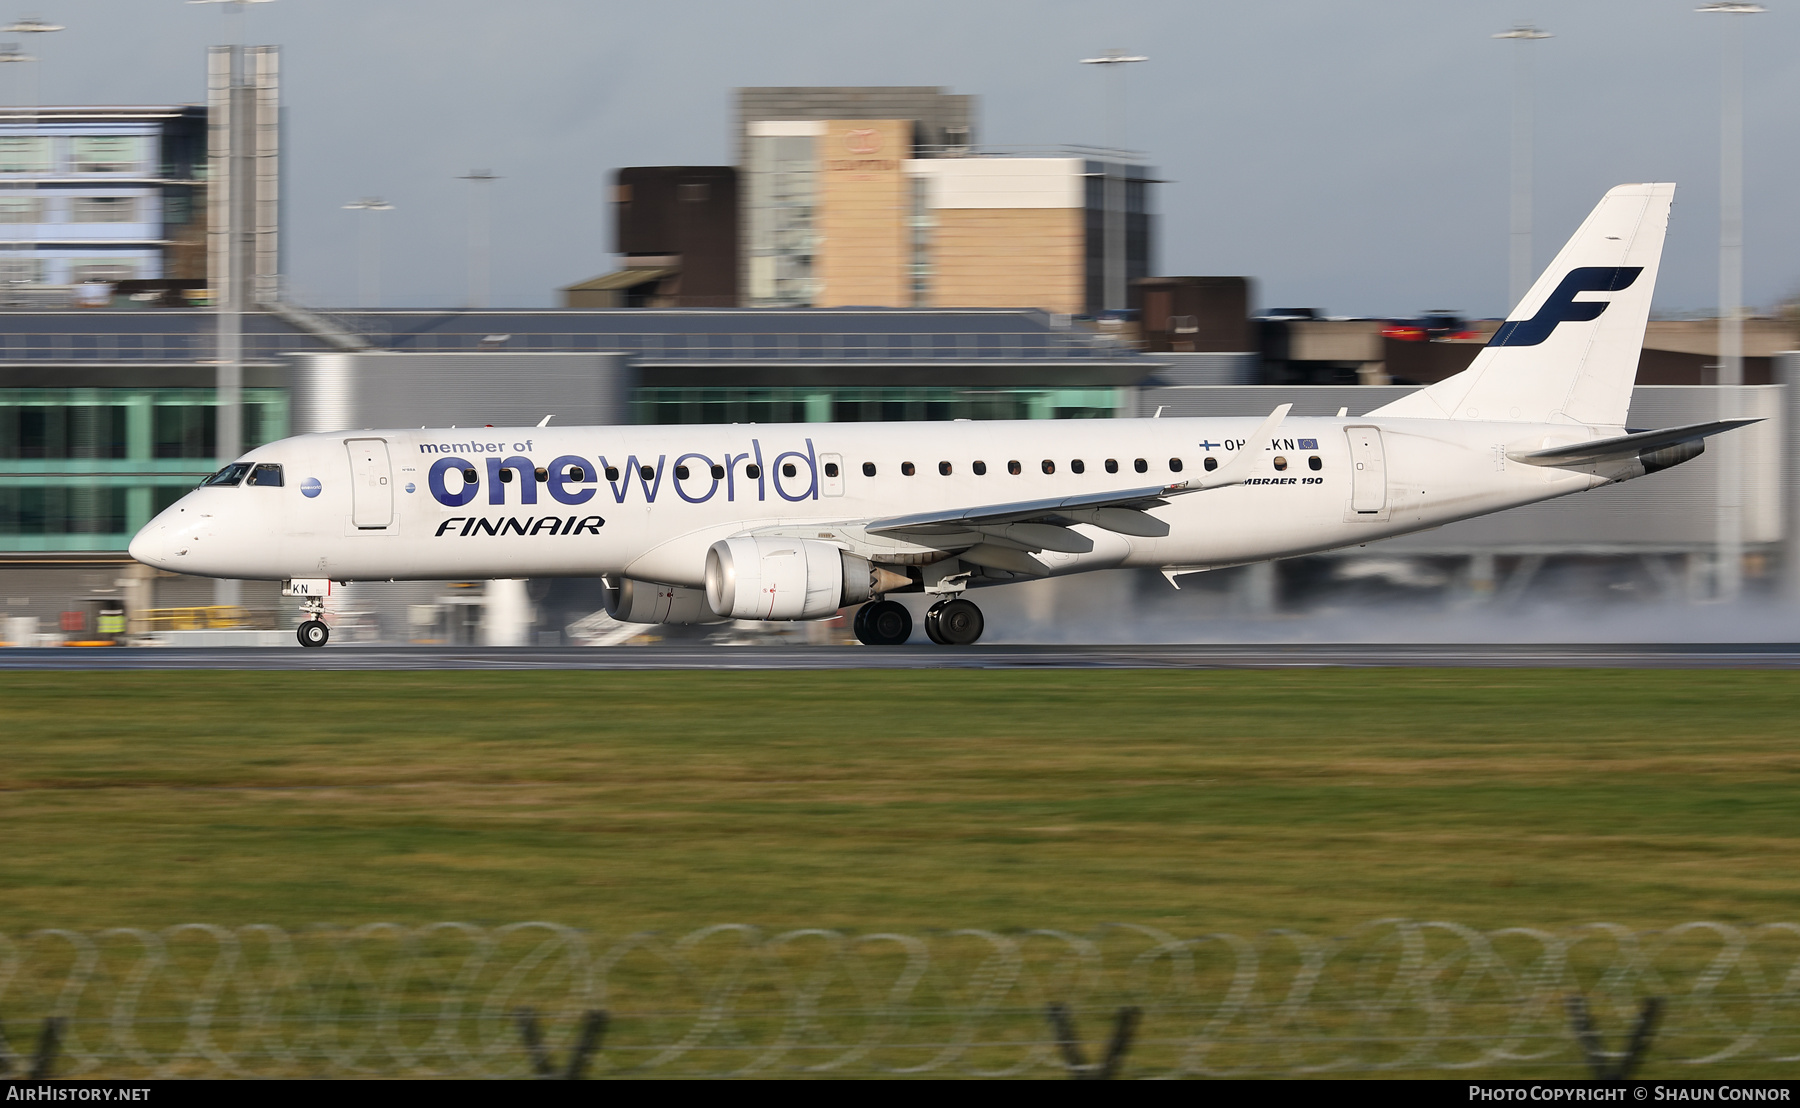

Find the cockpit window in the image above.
[
  {"left": 200, "top": 462, "right": 253, "bottom": 488},
  {"left": 248, "top": 463, "right": 284, "bottom": 487}
]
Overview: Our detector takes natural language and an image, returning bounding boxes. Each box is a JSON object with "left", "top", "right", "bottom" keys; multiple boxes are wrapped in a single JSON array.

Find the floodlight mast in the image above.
[
  {"left": 460, "top": 170, "right": 499, "bottom": 309},
  {"left": 1698, "top": 1, "right": 1763, "bottom": 603},
  {"left": 1493, "top": 25, "right": 1551, "bottom": 311},
  {"left": 342, "top": 197, "right": 394, "bottom": 309},
  {"left": 1079, "top": 49, "right": 1147, "bottom": 314}
]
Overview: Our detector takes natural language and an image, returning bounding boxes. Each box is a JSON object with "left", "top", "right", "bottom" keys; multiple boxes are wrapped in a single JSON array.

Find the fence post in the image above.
[
  {"left": 1565, "top": 995, "right": 1662, "bottom": 1079},
  {"left": 515, "top": 1007, "right": 553, "bottom": 1078},
  {"left": 30, "top": 1017, "right": 63, "bottom": 1081},
  {"left": 1099, "top": 1006, "right": 1141, "bottom": 1081},
  {"left": 564, "top": 1010, "right": 609, "bottom": 1081},
  {"left": 1045, "top": 1002, "right": 1140, "bottom": 1079}
]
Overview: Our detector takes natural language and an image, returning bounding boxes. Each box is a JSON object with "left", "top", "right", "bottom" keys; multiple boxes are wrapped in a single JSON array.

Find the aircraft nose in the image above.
[{"left": 128, "top": 519, "right": 176, "bottom": 570}]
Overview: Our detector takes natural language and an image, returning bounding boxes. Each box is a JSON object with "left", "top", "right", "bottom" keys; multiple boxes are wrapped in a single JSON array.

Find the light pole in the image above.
[
  {"left": 1079, "top": 49, "right": 1147, "bottom": 313},
  {"left": 190, "top": 0, "right": 274, "bottom": 609},
  {"left": 459, "top": 169, "right": 498, "bottom": 309},
  {"left": 1493, "top": 24, "right": 1550, "bottom": 311},
  {"left": 1699, "top": 1, "right": 1762, "bottom": 603},
  {"left": 343, "top": 197, "right": 393, "bottom": 308}
]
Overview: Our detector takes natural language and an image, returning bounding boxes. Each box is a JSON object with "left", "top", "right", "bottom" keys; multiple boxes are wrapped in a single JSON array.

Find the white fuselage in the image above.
[{"left": 128, "top": 415, "right": 1607, "bottom": 587}]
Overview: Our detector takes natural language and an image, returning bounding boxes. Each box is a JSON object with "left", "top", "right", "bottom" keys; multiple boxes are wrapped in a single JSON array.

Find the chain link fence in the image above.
[{"left": 2, "top": 920, "right": 1798, "bottom": 1078}]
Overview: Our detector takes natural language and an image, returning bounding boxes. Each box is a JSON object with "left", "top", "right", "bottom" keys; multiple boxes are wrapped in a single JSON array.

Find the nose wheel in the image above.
[
  {"left": 295, "top": 593, "right": 330, "bottom": 649},
  {"left": 853, "top": 600, "right": 912, "bottom": 646},
  {"left": 924, "top": 598, "right": 984, "bottom": 646}
]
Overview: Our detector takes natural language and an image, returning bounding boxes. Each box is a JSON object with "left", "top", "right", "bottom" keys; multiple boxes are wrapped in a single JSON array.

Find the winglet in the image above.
[
  {"left": 537, "top": 414, "right": 555, "bottom": 427},
  {"left": 1187, "top": 404, "right": 1292, "bottom": 490}
]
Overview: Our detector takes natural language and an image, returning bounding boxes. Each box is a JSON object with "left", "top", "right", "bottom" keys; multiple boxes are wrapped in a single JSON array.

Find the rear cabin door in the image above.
[
  {"left": 1345, "top": 426, "right": 1387, "bottom": 514},
  {"left": 346, "top": 438, "right": 394, "bottom": 529}
]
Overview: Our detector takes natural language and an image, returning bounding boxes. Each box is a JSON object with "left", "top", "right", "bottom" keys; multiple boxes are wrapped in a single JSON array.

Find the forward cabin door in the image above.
[
  {"left": 1345, "top": 426, "right": 1387, "bottom": 514},
  {"left": 346, "top": 438, "right": 394, "bottom": 529}
]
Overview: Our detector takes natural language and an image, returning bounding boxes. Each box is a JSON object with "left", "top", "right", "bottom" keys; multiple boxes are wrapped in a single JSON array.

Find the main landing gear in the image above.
[
  {"left": 852, "top": 597, "right": 985, "bottom": 646},
  {"left": 296, "top": 595, "right": 329, "bottom": 649},
  {"left": 853, "top": 599, "right": 911, "bottom": 646},
  {"left": 924, "top": 598, "right": 983, "bottom": 646}
]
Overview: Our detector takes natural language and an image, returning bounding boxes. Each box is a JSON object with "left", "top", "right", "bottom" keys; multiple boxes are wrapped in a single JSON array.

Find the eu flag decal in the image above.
[{"left": 1298, "top": 438, "right": 1318, "bottom": 450}]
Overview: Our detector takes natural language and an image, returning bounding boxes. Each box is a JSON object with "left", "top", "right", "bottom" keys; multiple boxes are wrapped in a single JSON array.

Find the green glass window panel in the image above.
[
  {"left": 71, "top": 135, "right": 145, "bottom": 173},
  {"left": 0, "top": 137, "right": 49, "bottom": 173},
  {"left": 0, "top": 486, "right": 128, "bottom": 535}
]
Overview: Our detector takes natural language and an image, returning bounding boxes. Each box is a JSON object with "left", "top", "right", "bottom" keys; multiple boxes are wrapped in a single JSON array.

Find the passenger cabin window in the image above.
[
  {"left": 782, "top": 462, "right": 797, "bottom": 478},
  {"left": 1007, "top": 460, "right": 1022, "bottom": 475},
  {"left": 711, "top": 464, "right": 726, "bottom": 479},
  {"left": 639, "top": 465, "right": 655, "bottom": 481},
  {"left": 568, "top": 465, "right": 586, "bottom": 481},
  {"left": 247, "top": 463, "right": 283, "bottom": 487},
  {"left": 1272, "top": 456, "right": 1288, "bottom": 472},
  {"left": 901, "top": 462, "right": 916, "bottom": 476},
  {"left": 745, "top": 464, "right": 761, "bottom": 479},
  {"left": 973, "top": 460, "right": 987, "bottom": 475},
  {"left": 1105, "top": 459, "right": 1118, "bottom": 474},
  {"left": 824, "top": 462, "right": 839, "bottom": 478},
  {"left": 1308, "top": 456, "right": 1322, "bottom": 471},
  {"left": 533, "top": 467, "right": 548, "bottom": 481},
  {"left": 938, "top": 461, "right": 952, "bottom": 475},
  {"left": 499, "top": 469, "right": 514, "bottom": 483},
  {"left": 1204, "top": 457, "right": 1219, "bottom": 472},
  {"left": 675, "top": 465, "right": 691, "bottom": 480},
  {"left": 862, "top": 462, "right": 877, "bottom": 477},
  {"left": 1071, "top": 459, "right": 1085, "bottom": 474},
  {"left": 200, "top": 462, "right": 252, "bottom": 487},
  {"left": 1169, "top": 458, "right": 1184, "bottom": 473},
  {"left": 462, "top": 467, "right": 478, "bottom": 481},
  {"left": 1133, "top": 459, "right": 1147, "bottom": 473},
  {"left": 1041, "top": 459, "right": 1055, "bottom": 474},
  {"left": 604, "top": 466, "right": 620, "bottom": 482}
]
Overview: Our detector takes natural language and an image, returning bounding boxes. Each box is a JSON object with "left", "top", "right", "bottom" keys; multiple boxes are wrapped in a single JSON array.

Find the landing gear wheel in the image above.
[
  {"left": 925, "top": 599, "right": 983, "bottom": 646},
  {"left": 297, "top": 619, "right": 330, "bottom": 649},
  {"left": 853, "top": 600, "right": 912, "bottom": 646}
]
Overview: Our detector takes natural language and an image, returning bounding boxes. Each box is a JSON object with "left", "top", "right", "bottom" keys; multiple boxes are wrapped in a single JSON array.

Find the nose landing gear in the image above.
[
  {"left": 924, "top": 598, "right": 984, "bottom": 646},
  {"left": 297, "top": 619, "right": 330, "bottom": 648},
  {"left": 295, "top": 593, "right": 329, "bottom": 649}
]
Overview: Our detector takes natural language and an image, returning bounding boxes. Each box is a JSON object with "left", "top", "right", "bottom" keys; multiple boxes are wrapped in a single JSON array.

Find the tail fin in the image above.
[{"left": 1368, "top": 182, "right": 1674, "bottom": 427}]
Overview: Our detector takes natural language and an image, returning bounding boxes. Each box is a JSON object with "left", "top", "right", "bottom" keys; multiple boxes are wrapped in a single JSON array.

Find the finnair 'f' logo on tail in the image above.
[{"left": 1491, "top": 266, "right": 1644, "bottom": 348}]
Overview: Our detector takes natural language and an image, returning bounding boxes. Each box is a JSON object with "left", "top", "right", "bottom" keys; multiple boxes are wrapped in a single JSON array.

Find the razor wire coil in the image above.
[{"left": 1, "top": 919, "right": 1797, "bottom": 1078}]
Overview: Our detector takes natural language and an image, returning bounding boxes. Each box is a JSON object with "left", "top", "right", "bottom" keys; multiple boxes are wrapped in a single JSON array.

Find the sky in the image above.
[{"left": 16, "top": 0, "right": 1800, "bottom": 316}]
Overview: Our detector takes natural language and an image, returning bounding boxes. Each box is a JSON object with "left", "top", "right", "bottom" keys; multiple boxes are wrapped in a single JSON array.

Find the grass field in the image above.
[{"left": 2, "top": 668, "right": 1797, "bottom": 935}]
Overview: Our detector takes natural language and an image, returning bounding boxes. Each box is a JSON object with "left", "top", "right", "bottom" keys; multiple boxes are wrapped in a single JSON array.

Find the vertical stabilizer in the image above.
[{"left": 1368, "top": 183, "right": 1674, "bottom": 427}]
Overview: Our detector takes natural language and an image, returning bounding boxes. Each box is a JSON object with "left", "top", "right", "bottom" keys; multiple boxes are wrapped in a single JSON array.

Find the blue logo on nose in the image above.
[
  {"left": 301, "top": 477, "right": 322, "bottom": 498},
  {"left": 404, "top": 482, "right": 416, "bottom": 494}
]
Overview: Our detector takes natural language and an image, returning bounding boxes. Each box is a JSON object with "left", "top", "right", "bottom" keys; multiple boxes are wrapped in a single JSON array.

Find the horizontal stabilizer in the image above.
[{"left": 1508, "top": 418, "right": 1761, "bottom": 467}]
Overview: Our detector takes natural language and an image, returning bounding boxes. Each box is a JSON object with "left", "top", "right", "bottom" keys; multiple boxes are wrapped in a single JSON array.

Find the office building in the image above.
[{"left": 0, "top": 105, "right": 206, "bottom": 298}]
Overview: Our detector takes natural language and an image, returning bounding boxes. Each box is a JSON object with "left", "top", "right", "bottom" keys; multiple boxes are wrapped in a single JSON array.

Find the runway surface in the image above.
[{"left": 1, "top": 643, "right": 1798, "bottom": 670}]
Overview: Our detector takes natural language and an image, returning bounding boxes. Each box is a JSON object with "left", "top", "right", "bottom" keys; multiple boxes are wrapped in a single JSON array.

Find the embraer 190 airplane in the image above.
[{"left": 130, "top": 183, "right": 1754, "bottom": 648}]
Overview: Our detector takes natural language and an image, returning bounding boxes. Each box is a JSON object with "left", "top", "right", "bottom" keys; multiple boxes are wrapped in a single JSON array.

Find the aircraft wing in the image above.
[{"left": 1508, "top": 418, "right": 1760, "bottom": 467}]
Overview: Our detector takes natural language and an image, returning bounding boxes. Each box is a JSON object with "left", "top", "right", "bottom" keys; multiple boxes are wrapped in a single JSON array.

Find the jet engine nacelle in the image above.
[
  {"left": 603, "top": 577, "right": 726, "bottom": 625},
  {"left": 705, "top": 537, "right": 881, "bottom": 620}
]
